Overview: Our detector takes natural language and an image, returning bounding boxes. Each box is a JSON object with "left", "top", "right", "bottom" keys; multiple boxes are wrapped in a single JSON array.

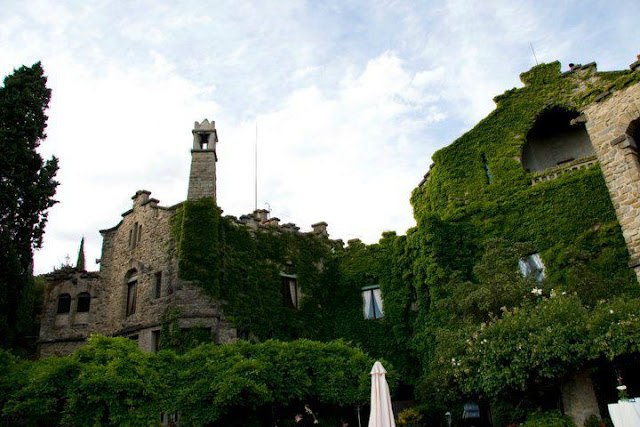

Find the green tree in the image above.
[{"left": 0, "top": 62, "right": 58, "bottom": 348}]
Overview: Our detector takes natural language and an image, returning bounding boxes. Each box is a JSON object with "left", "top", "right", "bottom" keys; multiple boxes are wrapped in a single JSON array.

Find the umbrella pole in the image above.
[{"left": 357, "top": 405, "right": 362, "bottom": 427}]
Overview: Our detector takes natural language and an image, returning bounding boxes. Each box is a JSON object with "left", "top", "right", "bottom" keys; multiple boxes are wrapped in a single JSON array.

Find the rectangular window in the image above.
[
  {"left": 154, "top": 272, "right": 162, "bottom": 298},
  {"left": 130, "top": 222, "right": 141, "bottom": 249},
  {"left": 481, "top": 153, "right": 493, "bottom": 184},
  {"left": 152, "top": 330, "right": 161, "bottom": 352},
  {"left": 126, "top": 280, "right": 137, "bottom": 316},
  {"left": 132, "top": 222, "right": 138, "bottom": 248},
  {"left": 199, "top": 133, "right": 209, "bottom": 149},
  {"left": 281, "top": 274, "right": 301, "bottom": 309},
  {"left": 362, "top": 285, "right": 384, "bottom": 319},
  {"left": 77, "top": 292, "right": 91, "bottom": 312},
  {"left": 518, "top": 253, "right": 546, "bottom": 282}
]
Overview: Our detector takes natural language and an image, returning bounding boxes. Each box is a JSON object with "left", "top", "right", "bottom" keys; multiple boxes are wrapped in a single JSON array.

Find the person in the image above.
[{"left": 295, "top": 414, "right": 305, "bottom": 425}]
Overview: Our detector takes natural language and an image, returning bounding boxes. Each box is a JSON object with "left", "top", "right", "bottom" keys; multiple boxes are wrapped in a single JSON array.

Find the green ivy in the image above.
[{"left": 405, "top": 61, "right": 640, "bottom": 416}]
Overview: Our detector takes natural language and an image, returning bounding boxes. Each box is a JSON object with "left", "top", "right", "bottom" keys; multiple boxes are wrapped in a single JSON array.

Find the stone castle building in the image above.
[
  {"left": 37, "top": 53, "right": 640, "bottom": 426},
  {"left": 37, "top": 119, "right": 330, "bottom": 357}
]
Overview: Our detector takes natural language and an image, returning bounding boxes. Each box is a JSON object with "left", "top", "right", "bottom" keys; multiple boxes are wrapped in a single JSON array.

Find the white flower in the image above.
[
  {"left": 531, "top": 288, "right": 543, "bottom": 296},
  {"left": 617, "top": 385, "right": 627, "bottom": 391},
  {"left": 610, "top": 310, "right": 615, "bottom": 314},
  {"left": 561, "top": 291, "right": 567, "bottom": 295}
]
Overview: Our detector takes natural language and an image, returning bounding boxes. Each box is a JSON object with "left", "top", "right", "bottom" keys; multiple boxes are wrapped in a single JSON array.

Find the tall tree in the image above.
[
  {"left": 0, "top": 62, "right": 58, "bottom": 348},
  {"left": 76, "top": 237, "right": 85, "bottom": 271}
]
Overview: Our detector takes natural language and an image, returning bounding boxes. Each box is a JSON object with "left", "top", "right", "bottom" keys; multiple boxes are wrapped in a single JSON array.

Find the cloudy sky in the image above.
[{"left": 1, "top": 1, "right": 638, "bottom": 274}]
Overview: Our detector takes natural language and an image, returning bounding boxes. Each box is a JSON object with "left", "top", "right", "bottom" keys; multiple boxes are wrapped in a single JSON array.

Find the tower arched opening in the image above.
[{"left": 522, "top": 108, "right": 595, "bottom": 173}]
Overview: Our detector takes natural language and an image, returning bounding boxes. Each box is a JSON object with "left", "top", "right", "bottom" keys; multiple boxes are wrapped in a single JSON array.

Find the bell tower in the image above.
[{"left": 187, "top": 119, "right": 219, "bottom": 201}]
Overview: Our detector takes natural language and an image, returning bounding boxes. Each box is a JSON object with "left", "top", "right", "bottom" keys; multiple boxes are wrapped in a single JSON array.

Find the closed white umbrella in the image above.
[{"left": 368, "top": 361, "right": 396, "bottom": 427}]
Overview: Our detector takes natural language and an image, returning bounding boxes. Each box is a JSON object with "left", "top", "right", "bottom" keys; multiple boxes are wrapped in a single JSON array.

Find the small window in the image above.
[
  {"left": 57, "top": 293, "right": 71, "bottom": 314},
  {"left": 154, "top": 272, "right": 162, "bottom": 298},
  {"left": 519, "top": 253, "right": 545, "bottom": 282},
  {"left": 281, "top": 274, "right": 301, "bottom": 309},
  {"left": 126, "top": 279, "right": 137, "bottom": 316},
  {"left": 362, "top": 286, "right": 384, "bottom": 319},
  {"left": 138, "top": 224, "right": 142, "bottom": 244},
  {"left": 481, "top": 153, "right": 493, "bottom": 184},
  {"left": 77, "top": 292, "right": 91, "bottom": 312}
]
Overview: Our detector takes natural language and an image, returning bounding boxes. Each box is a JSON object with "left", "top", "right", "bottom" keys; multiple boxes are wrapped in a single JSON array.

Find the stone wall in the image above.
[
  {"left": 584, "top": 82, "right": 640, "bottom": 281},
  {"left": 187, "top": 119, "right": 218, "bottom": 201},
  {"left": 187, "top": 150, "right": 217, "bottom": 200},
  {"left": 38, "top": 189, "right": 236, "bottom": 356}
]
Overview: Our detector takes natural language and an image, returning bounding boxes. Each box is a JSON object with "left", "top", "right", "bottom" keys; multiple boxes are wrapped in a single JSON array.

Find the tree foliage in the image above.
[
  {"left": 0, "top": 62, "right": 58, "bottom": 347},
  {"left": 0, "top": 336, "right": 383, "bottom": 426}
]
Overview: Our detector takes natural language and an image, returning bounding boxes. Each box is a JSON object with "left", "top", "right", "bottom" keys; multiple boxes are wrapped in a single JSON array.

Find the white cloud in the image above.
[
  {"left": 217, "top": 52, "right": 445, "bottom": 247},
  {"left": 0, "top": 0, "right": 637, "bottom": 274}
]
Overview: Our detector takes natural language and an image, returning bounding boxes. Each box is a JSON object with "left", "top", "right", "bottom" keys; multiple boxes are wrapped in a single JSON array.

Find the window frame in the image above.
[
  {"left": 76, "top": 292, "right": 91, "bottom": 313},
  {"left": 361, "top": 285, "right": 384, "bottom": 320},
  {"left": 57, "top": 293, "right": 71, "bottom": 314}
]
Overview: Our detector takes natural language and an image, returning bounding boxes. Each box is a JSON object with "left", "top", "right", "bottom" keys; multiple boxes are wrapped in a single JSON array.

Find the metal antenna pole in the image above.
[
  {"left": 255, "top": 121, "right": 258, "bottom": 212},
  {"left": 530, "top": 42, "right": 539, "bottom": 65}
]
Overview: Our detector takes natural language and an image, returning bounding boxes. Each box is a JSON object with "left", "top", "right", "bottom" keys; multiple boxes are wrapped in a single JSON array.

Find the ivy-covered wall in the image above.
[
  {"left": 169, "top": 61, "right": 640, "bottom": 424},
  {"left": 169, "top": 199, "right": 417, "bottom": 380},
  {"left": 405, "top": 61, "right": 640, "bottom": 421}
]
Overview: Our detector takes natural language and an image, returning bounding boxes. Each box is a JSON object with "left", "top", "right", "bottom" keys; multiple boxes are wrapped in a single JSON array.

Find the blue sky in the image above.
[{"left": 1, "top": 0, "right": 638, "bottom": 274}]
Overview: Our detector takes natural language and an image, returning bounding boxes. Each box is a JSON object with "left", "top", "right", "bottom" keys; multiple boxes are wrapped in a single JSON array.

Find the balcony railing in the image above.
[{"left": 530, "top": 155, "right": 598, "bottom": 185}]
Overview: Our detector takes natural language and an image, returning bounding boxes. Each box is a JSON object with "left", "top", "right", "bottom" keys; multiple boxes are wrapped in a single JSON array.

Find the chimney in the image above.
[
  {"left": 132, "top": 190, "right": 151, "bottom": 207},
  {"left": 311, "top": 221, "right": 329, "bottom": 238}
]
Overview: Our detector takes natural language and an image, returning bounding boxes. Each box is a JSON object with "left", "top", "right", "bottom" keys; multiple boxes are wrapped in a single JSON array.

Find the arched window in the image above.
[
  {"left": 57, "top": 293, "right": 71, "bottom": 314},
  {"left": 522, "top": 108, "right": 595, "bottom": 173},
  {"left": 77, "top": 292, "right": 91, "bottom": 313}
]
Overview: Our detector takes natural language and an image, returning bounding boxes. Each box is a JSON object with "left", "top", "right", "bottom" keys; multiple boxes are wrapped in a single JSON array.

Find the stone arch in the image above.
[
  {"left": 626, "top": 118, "right": 640, "bottom": 150},
  {"left": 583, "top": 83, "right": 640, "bottom": 282},
  {"left": 521, "top": 107, "right": 595, "bottom": 173}
]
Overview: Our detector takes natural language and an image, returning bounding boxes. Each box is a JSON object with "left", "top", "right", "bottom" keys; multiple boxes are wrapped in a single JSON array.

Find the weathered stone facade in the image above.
[{"left": 38, "top": 187, "right": 235, "bottom": 356}]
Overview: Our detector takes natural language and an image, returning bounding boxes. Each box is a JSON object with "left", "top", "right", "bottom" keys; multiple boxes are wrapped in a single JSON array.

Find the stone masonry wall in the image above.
[
  {"left": 584, "top": 83, "right": 640, "bottom": 281},
  {"left": 38, "top": 190, "right": 235, "bottom": 356},
  {"left": 37, "top": 270, "right": 99, "bottom": 357},
  {"left": 187, "top": 150, "right": 217, "bottom": 200}
]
